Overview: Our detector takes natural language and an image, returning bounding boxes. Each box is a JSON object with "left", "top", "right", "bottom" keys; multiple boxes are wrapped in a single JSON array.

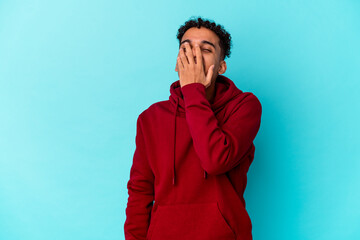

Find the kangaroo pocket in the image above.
[{"left": 147, "top": 202, "right": 236, "bottom": 240}]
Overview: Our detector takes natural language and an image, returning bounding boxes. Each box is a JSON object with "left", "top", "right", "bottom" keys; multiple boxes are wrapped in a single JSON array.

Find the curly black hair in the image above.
[{"left": 176, "top": 16, "right": 232, "bottom": 60}]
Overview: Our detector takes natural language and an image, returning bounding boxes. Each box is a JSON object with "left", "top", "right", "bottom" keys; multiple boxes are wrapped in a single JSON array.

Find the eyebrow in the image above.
[{"left": 180, "top": 39, "right": 216, "bottom": 49}]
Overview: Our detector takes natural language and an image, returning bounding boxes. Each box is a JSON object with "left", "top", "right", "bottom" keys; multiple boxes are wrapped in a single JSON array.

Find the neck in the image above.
[{"left": 206, "top": 79, "right": 216, "bottom": 104}]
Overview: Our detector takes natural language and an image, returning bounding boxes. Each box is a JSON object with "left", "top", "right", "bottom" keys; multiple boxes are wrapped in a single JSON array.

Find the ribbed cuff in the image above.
[{"left": 181, "top": 83, "right": 207, "bottom": 107}]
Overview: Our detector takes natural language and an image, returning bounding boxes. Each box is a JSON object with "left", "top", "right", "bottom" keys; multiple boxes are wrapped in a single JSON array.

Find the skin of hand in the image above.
[{"left": 175, "top": 42, "right": 215, "bottom": 89}]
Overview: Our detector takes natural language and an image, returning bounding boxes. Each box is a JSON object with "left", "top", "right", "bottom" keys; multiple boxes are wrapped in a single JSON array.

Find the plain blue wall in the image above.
[{"left": 1, "top": 0, "right": 359, "bottom": 239}]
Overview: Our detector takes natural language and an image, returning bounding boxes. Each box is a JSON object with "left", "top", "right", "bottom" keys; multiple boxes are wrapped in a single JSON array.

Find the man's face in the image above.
[{"left": 176, "top": 27, "right": 224, "bottom": 82}]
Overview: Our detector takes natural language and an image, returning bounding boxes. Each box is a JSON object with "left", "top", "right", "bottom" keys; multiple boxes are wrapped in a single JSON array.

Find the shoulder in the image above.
[
  {"left": 243, "top": 92, "right": 262, "bottom": 108},
  {"left": 137, "top": 100, "right": 171, "bottom": 122},
  {"left": 235, "top": 90, "right": 261, "bottom": 107},
  {"left": 231, "top": 91, "right": 262, "bottom": 117}
]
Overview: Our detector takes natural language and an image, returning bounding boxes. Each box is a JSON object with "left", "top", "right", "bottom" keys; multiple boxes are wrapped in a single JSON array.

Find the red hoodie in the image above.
[{"left": 124, "top": 75, "right": 262, "bottom": 240}]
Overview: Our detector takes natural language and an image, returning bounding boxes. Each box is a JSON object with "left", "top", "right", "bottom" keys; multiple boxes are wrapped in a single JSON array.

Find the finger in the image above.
[
  {"left": 179, "top": 46, "right": 189, "bottom": 66},
  {"left": 175, "top": 52, "right": 181, "bottom": 71},
  {"left": 194, "top": 44, "right": 203, "bottom": 70},
  {"left": 183, "top": 43, "right": 195, "bottom": 65},
  {"left": 177, "top": 56, "right": 184, "bottom": 70},
  {"left": 175, "top": 56, "right": 178, "bottom": 72},
  {"left": 205, "top": 65, "right": 215, "bottom": 85}
]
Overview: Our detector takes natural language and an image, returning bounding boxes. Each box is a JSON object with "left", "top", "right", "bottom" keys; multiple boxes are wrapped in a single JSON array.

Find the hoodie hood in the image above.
[{"left": 169, "top": 75, "right": 243, "bottom": 186}]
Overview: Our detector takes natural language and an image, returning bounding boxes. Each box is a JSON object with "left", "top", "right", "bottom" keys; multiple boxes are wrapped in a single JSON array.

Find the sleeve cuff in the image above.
[{"left": 181, "top": 83, "right": 207, "bottom": 107}]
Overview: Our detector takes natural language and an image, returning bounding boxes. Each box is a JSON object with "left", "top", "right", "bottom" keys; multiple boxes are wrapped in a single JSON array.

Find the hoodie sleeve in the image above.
[
  {"left": 181, "top": 82, "right": 262, "bottom": 175},
  {"left": 124, "top": 113, "right": 155, "bottom": 240}
]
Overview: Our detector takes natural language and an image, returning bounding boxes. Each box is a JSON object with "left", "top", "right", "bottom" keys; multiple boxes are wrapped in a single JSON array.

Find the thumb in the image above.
[{"left": 205, "top": 65, "right": 215, "bottom": 86}]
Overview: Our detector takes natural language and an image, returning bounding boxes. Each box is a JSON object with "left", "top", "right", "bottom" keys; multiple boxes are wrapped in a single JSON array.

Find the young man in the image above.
[{"left": 124, "top": 17, "right": 262, "bottom": 240}]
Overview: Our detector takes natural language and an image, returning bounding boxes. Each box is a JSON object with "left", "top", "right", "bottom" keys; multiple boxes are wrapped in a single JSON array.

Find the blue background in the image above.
[{"left": 1, "top": 0, "right": 359, "bottom": 239}]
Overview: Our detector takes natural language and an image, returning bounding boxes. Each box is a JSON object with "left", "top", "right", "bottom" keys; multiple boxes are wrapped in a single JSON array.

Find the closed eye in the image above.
[{"left": 203, "top": 49, "right": 212, "bottom": 52}]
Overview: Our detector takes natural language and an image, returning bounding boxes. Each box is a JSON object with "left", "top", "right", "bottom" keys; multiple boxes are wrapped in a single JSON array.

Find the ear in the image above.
[{"left": 218, "top": 60, "right": 227, "bottom": 74}]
